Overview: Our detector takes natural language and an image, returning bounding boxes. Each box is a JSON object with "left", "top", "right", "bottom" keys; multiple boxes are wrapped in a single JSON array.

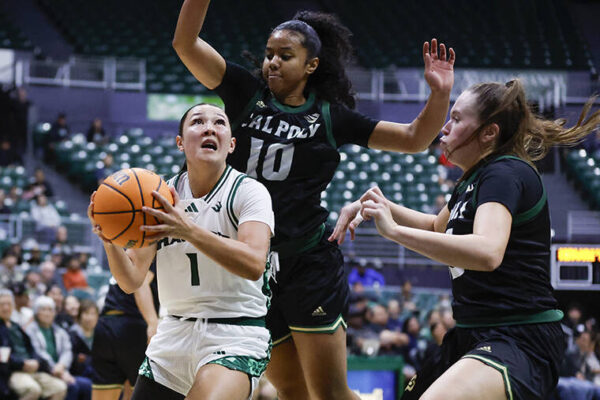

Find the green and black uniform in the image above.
[
  {"left": 403, "top": 156, "right": 565, "bottom": 400},
  {"left": 213, "top": 62, "right": 378, "bottom": 344}
]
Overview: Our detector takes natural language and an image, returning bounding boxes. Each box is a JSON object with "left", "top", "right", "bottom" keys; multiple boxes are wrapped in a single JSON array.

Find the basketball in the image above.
[{"left": 92, "top": 168, "right": 174, "bottom": 248}]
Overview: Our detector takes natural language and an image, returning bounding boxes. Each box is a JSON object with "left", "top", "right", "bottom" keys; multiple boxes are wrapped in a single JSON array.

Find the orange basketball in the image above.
[{"left": 92, "top": 168, "right": 174, "bottom": 248}]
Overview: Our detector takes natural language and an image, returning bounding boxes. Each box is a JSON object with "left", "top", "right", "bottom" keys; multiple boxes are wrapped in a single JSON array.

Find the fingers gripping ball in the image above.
[{"left": 93, "top": 168, "right": 173, "bottom": 248}]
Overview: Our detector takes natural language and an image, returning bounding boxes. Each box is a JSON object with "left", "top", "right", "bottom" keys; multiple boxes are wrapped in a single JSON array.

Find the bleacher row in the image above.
[
  {"left": 0, "top": 0, "right": 592, "bottom": 95},
  {"left": 566, "top": 148, "right": 600, "bottom": 210}
]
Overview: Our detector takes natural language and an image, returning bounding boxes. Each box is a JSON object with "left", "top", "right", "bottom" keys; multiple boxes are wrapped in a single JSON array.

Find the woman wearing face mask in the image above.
[
  {"left": 173, "top": 2, "right": 454, "bottom": 398},
  {"left": 88, "top": 104, "right": 274, "bottom": 400},
  {"left": 333, "top": 80, "right": 600, "bottom": 399}
]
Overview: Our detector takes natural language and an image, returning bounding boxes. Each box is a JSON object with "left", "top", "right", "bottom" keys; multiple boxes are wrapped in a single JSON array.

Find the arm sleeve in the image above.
[
  {"left": 233, "top": 178, "right": 275, "bottom": 237},
  {"left": 212, "top": 62, "right": 262, "bottom": 123},
  {"left": 330, "top": 104, "right": 379, "bottom": 148}
]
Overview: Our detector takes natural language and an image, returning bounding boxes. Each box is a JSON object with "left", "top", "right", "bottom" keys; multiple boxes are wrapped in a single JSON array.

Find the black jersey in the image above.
[
  {"left": 101, "top": 263, "right": 159, "bottom": 318},
  {"left": 445, "top": 156, "right": 559, "bottom": 324},
  {"left": 213, "top": 62, "right": 378, "bottom": 243}
]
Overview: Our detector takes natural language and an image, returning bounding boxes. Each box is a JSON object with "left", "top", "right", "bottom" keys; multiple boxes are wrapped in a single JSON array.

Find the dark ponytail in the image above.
[{"left": 273, "top": 11, "right": 356, "bottom": 109}]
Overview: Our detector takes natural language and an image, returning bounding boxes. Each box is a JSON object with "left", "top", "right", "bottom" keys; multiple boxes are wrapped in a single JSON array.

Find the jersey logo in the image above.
[
  {"left": 466, "top": 183, "right": 475, "bottom": 193},
  {"left": 185, "top": 203, "right": 199, "bottom": 213},
  {"left": 476, "top": 345, "right": 492, "bottom": 352},
  {"left": 212, "top": 350, "right": 226, "bottom": 355},
  {"left": 405, "top": 375, "right": 417, "bottom": 392},
  {"left": 256, "top": 100, "right": 266, "bottom": 108},
  {"left": 311, "top": 306, "right": 327, "bottom": 317},
  {"left": 211, "top": 201, "right": 222, "bottom": 213},
  {"left": 304, "top": 112, "right": 320, "bottom": 123}
]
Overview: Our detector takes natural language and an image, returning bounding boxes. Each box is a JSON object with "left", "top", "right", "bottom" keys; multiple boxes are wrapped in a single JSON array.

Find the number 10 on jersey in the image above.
[{"left": 246, "top": 137, "right": 294, "bottom": 181}]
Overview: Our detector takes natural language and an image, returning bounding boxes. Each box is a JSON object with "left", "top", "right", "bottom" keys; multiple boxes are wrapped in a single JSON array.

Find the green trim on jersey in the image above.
[
  {"left": 205, "top": 165, "right": 232, "bottom": 203},
  {"left": 455, "top": 309, "right": 563, "bottom": 328},
  {"left": 172, "top": 171, "right": 183, "bottom": 190},
  {"left": 288, "top": 314, "right": 347, "bottom": 334},
  {"left": 462, "top": 155, "right": 547, "bottom": 227},
  {"left": 270, "top": 91, "right": 316, "bottom": 114},
  {"left": 321, "top": 101, "right": 336, "bottom": 148},
  {"left": 207, "top": 316, "right": 266, "bottom": 327},
  {"left": 231, "top": 90, "right": 263, "bottom": 131},
  {"left": 225, "top": 174, "right": 248, "bottom": 229},
  {"left": 272, "top": 333, "right": 292, "bottom": 347},
  {"left": 138, "top": 357, "right": 154, "bottom": 380},
  {"left": 209, "top": 354, "right": 270, "bottom": 378},
  {"left": 462, "top": 355, "right": 513, "bottom": 400}
]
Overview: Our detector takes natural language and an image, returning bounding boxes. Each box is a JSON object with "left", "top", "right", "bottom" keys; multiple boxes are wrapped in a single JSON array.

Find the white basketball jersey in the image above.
[{"left": 156, "top": 166, "right": 274, "bottom": 318}]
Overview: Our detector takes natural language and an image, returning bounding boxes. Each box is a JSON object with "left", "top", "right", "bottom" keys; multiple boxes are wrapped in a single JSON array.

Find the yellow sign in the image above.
[{"left": 556, "top": 247, "right": 600, "bottom": 262}]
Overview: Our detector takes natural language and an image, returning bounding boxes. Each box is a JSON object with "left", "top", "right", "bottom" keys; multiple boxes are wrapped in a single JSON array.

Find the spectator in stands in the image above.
[
  {"left": 86, "top": 118, "right": 108, "bottom": 145},
  {"left": 46, "top": 286, "right": 70, "bottom": 331},
  {"left": 0, "top": 289, "right": 67, "bottom": 400},
  {"left": 24, "top": 168, "right": 54, "bottom": 200},
  {"left": 420, "top": 309, "right": 442, "bottom": 340},
  {"left": 563, "top": 303, "right": 586, "bottom": 352},
  {"left": 6, "top": 186, "right": 21, "bottom": 209},
  {"left": 401, "top": 315, "right": 424, "bottom": 376},
  {"left": 9, "top": 282, "right": 33, "bottom": 328},
  {"left": 61, "top": 296, "right": 80, "bottom": 330},
  {"left": 62, "top": 257, "right": 88, "bottom": 292},
  {"left": 556, "top": 329, "right": 600, "bottom": 400},
  {"left": 400, "top": 279, "right": 417, "bottom": 314},
  {"left": 22, "top": 240, "right": 44, "bottom": 270},
  {"left": 31, "top": 194, "right": 62, "bottom": 243},
  {"left": 0, "top": 139, "right": 23, "bottom": 167},
  {"left": 0, "top": 189, "right": 11, "bottom": 214},
  {"left": 7, "top": 243, "right": 24, "bottom": 266},
  {"left": 0, "top": 251, "right": 24, "bottom": 287},
  {"left": 387, "top": 298, "right": 403, "bottom": 331},
  {"left": 439, "top": 307, "right": 455, "bottom": 330},
  {"left": 24, "top": 270, "right": 45, "bottom": 301},
  {"left": 366, "top": 304, "right": 409, "bottom": 356},
  {"left": 68, "top": 300, "right": 98, "bottom": 379},
  {"left": 27, "top": 296, "right": 92, "bottom": 400},
  {"left": 347, "top": 258, "right": 385, "bottom": 287},
  {"left": 51, "top": 226, "right": 72, "bottom": 258},
  {"left": 45, "top": 113, "right": 70, "bottom": 164},
  {"left": 40, "top": 261, "right": 64, "bottom": 293},
  {"left": 95, "top": 153, "right": 115, "bottom": 185}
]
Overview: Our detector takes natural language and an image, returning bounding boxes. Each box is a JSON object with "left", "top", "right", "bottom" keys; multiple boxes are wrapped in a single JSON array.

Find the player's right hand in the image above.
[
  {"left": 88, "top": 191, "right": 112, "bottom": 243},
  {"left": 328, "top": 200, "right": 363, "bottom": 245}
]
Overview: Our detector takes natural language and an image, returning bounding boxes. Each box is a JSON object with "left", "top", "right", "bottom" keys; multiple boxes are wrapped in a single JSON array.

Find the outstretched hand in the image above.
[
  {"left": 360, "top": 187, "right": 397, "bottom": 240},
  {"left": 423, "top": 38, "right": 455, "bottom": 94},
  {"left": 141, "top": 187, "right": 194, "bottom": 242},
  {"left": 328, "top": 201, "right": 363, "bottom": 245}
]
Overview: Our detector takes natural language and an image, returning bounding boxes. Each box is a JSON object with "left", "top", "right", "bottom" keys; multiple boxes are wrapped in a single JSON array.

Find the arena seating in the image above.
[
  {"left": 34, "top": 0, "right": 593, "bottom": 95},
  {"left": 565, "top": 148, "right": 600, "bottom": 210}
]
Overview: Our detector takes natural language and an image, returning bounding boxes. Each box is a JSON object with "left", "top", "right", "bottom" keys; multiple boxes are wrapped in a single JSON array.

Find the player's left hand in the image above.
[
  {"left": 360, "top": 188, "right": 397, "bottom": 239},
  {"left": 423, "top": 38, "right": 455, "bottom": 94},
  {"left": 140, "top": 187, "right": 194, "bottom": 242}
]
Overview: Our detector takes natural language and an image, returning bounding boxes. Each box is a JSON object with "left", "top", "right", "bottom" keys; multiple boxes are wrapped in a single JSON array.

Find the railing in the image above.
[
  {"left": 16, "top": 55, "right": 145, "bottom": 90},
  {"left": 348, "top": 68, "right": 569, "bottom": 110}
]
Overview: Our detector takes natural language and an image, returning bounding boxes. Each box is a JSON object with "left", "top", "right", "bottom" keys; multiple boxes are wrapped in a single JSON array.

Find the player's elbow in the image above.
[
  {"left": 483, "top": 251, "right": 504, "bottom": 272},
  {"left": 172, "top": 37, "right": 193, "bottom": 54},
  {"left": 247, "top": 261, "right": 266, "bottom": 281},
  {"left": 118, "top": 278, "right": 143, "bottom": 294}
]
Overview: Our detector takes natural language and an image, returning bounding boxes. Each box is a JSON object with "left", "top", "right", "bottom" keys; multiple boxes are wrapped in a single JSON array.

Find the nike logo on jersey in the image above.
[
  {"left": 184, "top": 203, "right": 199, "bottom": 213},
  {"left": 311, "top": 306, "right": 327, "bottom": 317},
  {"left": 211, "top": 201, "right": 222, "bottom": 213},
  {"left": 241, "top": 113, "right": 321, "bottom": 139},
  {"left": 304, "top": 113, "right": 320, "bottom": 123}
]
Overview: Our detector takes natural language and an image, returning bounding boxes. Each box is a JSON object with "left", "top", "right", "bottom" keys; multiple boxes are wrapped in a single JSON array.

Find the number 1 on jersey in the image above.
[
  {"left": 186, "top": 253, "right": 200, "bottom": 286},
  {"left": 246, "top": 137, "right": 294, "bottom": 181}
]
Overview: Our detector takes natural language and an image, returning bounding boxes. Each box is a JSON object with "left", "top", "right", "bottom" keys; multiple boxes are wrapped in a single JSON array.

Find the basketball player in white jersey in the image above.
[{"left": 88, "top": 103, "right": 274, "bottom": 400}]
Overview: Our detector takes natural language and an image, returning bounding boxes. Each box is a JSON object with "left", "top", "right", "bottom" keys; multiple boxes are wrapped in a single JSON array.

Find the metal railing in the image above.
[{"left": 17, "top": 55, "right": 145, "bottom": 91}]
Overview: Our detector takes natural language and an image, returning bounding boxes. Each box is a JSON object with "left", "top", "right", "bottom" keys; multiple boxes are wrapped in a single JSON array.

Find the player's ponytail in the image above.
[
  {"left": 469, "top": 80, "right": 600, "bottom": 163},
  {"left": 273, "top": 11, "right": 356, "bottom": 109}
]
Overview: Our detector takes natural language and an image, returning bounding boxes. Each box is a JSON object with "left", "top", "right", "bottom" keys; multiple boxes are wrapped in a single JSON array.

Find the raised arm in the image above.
[
  {"left": 368, "top": 39, "right": 455, "bottom": 153},
  {"left": 141, "top": 188, "right": 271, "bottom": 281},
  {"left": 172, "top": 0, "right": 226, "bottom": 89}
]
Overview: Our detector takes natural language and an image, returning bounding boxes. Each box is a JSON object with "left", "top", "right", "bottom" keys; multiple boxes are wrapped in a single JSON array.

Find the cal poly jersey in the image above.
[
  {"left": 445, "top": 156, "right": 559, "bottom": 324},
  {"left": 156, "top": 166, "right": 274, "bottom": 319},
  {"left": 213, "top": 62, "right": 378, "bottom": 244}
]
